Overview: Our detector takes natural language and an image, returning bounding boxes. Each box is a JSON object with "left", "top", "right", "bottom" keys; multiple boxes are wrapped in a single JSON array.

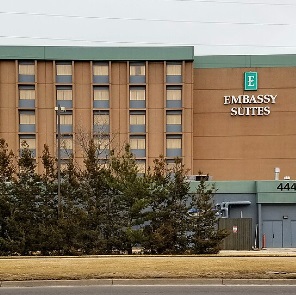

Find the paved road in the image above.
[{"left": 2, "top": 285, "right": 296, "bottom": 295}]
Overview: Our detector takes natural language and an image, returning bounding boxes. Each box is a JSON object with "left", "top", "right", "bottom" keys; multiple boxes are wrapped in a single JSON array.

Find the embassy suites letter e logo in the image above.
[{"left": 244, "top": 72, "right": 258, "bottom": 91}]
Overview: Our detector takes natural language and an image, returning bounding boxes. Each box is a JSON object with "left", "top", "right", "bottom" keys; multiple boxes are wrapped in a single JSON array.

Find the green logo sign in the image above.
[{"left": 244, "top": 72, "right": 258, "bottom": 91}]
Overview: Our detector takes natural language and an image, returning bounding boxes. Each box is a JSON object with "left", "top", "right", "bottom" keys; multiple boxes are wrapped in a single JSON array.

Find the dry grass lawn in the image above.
[{"left": 1, "top": 256, "right": 296, "bottom": 281}]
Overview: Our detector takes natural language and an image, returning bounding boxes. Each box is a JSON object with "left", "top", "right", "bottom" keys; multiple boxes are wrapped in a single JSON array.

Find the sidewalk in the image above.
[
  {"left": 218, "top": 248, "right": 296, "bottom": 256},
  {"left": 2, "top": 278, "right": 296, "bottom": 287}
]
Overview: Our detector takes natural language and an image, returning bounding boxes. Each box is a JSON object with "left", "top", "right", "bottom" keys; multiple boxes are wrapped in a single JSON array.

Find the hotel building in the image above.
[
  {"left": 1, "top": 46, "right": 296, "bottom": 180},
  {"left": 1, "top": 46, "right": 296, "bottom": 248}
]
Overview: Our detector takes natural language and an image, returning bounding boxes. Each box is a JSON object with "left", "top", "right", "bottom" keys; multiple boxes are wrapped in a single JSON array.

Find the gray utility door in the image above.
[
  {"left": 291, "top": 221, "right": 296, "bottom": 247},
  {"left": 263, "top": 221, "right": 283, "bottom": 248}
]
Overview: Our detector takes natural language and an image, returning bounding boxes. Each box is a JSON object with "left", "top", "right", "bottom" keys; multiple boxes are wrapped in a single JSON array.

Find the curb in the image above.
[
  {"left": 2, "top": 278, "right": 296, "bottom": 287},
  {"left": 1, "top": 279, "right": 112, "bottom": 288}
]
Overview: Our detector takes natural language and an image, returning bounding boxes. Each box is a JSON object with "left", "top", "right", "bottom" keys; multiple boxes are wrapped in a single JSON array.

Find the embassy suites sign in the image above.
[
  {"left": 224, "top": 72, "right": 277, "bottom": 116},
  {"left": 224, "top": 94, "right": 277, "bottom": 116}
]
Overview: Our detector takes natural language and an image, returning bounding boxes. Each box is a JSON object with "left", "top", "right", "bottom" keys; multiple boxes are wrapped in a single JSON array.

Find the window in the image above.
[
  {"left": 166, "top": 111, "right": 182, "bottom": 132},
  {"left": 93, "top": 63, "right": 109, "bottom": 83},
  {"left": 166, "top": 137, "right": 182, "bottom": 149},
  {"left": 60, "top": 114, "right": 73, "bottom": 125},
  {"left": 166, "top": 64, "right": 182, "bottom": 76},
  {"left": 94, "top": 87, "right": 109, "bottom": 100},
  {"left": 59, "top": 112, "right": 73, "bottom": 134},
  {"left": 19, "top": 137, "right": 36, "bottom": 149},
  {"left": 19, "top": 135, "right": 36, "bottom": 157},
  {"left": 59, "top": 136, "right": 73, "bottom": 159},
  {"left": 57, "top": 88, "right": 72, "bottom": 100},
  {"left": 130, "top": 63, "right": 146, "bottom": 83},
  {"left": 136, "top": 160, "right": 146, "bottom": 174},
  {"left": 130, "top": 113, "right": 145, "bottom": 125},
  {"left": 166, "top": 87, "right": 182, "bottom": 108},
  {"left": 19, "top": 88, "right": 35, "bottom": 100},
  {"left": 130, "top": 87, "right": 146, "bottom": 108},
  {"left": 130, "top": 136, "right": 146, "bottom": 158},
  {"left": 56, "top": 86, "right": 73, "bottom": 108},
  {"left": 56, "top": 64, "right": 72, "bottom": 76},
  {"left": 166, "top": 113, "right": 181, "bottom": 125},
  {"left": 166, "top": 63, "right": 182, "bottom": 83},
  {"left": 130, "top": 88, "right": 145, "bottom": 101},
  {"left": 19, "top": 86, "right": 35, "bottom": 108},
  {"left": 130, "top": 64, "right": 145, "bottom": 76},
  {"left": 130, "top": 112, "right": 145, "bottom": 133},
  {"left": 94, "top": 112, "right": 109, "bottom": 125},
  {"left": 94, "top": 135, "right": 110, "bottom": 158},
  {"left": 19, "top": 62, "right": 35, "bottom": 75},
  {"left": 94, "top": 111, "right": 110, "bottom": 133},
  {"left": 130, "top": 137, "right": 146, "bottom": 150},
  {"left": 93, "top": 63, "right": 109, "bottom": 76},
  {"left": 94, "top": 135, "right": 110, "bottom": 150},
  {"left": 18, "top": 61, "right": 35, "bottom": 82},
  {"left": 166, "top": 135, "right": 182, "bottom": 157},
  {"left": 20, "top": 111, "right": 35, "bottom": 124},
  {"left": 56, "top": 62, "right": 72, "bottom": 83},
  {"left": 93, "top": 87, "right": 110, "bottom": 108},
  {"left": 61, "top": 137, "right": 73, "bottom": 150},
  {"left": 167, "top": 88, "right": 182, "bottom": 101}
]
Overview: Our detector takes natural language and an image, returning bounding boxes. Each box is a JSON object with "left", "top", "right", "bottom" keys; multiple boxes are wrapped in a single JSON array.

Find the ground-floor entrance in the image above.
[{"left": 262, "top": 220, "right": 296, "bottom": 248}]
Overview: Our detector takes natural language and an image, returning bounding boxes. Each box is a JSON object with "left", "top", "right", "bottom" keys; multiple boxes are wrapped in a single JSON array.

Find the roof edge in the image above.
[
  {"left": 0, "top": 46, "right": 194, "bottom": 61},
  {"left": 194, "top": 54, "right": 296, "bottom": 68}
]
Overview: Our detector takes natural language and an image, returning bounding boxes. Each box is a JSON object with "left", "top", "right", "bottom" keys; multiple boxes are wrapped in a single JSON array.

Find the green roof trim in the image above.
[
  {"left": 0, "top": 46, "right": 194, "bottom": 61},
  {"left": 189, "top": 181, "right": 256, "bottom": 194},
  {"left": 257, "top": 193, "right": 296, "bottom": 204},
  {"left": 194, "top": 54, "right": 296, "bottom": 68},
  {"left": 189, "top": 180, "right": 296, "bottom": 204}
]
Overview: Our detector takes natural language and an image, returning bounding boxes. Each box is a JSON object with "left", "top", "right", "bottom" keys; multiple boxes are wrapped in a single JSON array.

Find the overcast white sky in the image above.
[{"left": 0, "top": 0, "right": 295, "bottom": 56}]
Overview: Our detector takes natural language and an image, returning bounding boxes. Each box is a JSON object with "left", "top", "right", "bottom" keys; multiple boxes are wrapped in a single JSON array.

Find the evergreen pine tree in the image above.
[
  {"left": 143, "top": 156, "right": 190, "bottom": 254},
  {"left": 189, "top": 179, "right": 228, "bottom": 254},
  {"left": 0, "top": 138, "right": 15, "bottom": 254}
]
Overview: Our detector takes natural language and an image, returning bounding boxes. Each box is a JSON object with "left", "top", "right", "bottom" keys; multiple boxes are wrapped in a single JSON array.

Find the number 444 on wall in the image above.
[{"left": 277, "top": 183, "right": 296, "bottom": 191}]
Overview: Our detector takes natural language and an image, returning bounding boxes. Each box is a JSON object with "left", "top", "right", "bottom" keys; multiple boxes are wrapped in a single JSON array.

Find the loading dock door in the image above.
[{"left": 263, "top": 221, "right": 283, "bottom": 248}]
